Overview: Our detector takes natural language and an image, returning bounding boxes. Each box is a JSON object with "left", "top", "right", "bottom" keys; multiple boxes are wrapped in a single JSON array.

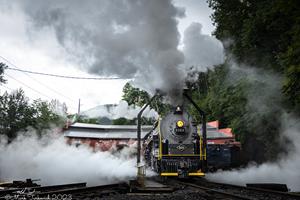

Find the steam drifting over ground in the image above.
[
  {"left": 0, "top": 132, "right": 139, "bottom": 186},
  {"left": 207, "top": 61, "right": 300, "bottom": 192},
  {"left": 207, "top": 114, "right": 300, "bottom": 191}
]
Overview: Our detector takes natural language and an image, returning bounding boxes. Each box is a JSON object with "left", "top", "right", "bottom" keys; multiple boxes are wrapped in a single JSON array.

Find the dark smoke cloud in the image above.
[
  {"left": 4, "top": 0, "right": 224, "bottom": 102},
  {"left": 15, "top": 0, "right": 185, "bottom": 98}
]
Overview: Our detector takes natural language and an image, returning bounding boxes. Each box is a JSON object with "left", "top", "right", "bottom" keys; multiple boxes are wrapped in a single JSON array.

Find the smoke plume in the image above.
[
  {"left": 0, "top": 131, "right": 138, "bottom": 186},
  {"left": 3, "top": 0, "right": 224, "bottom": 103},
  {"left": 183, "top": 22, "right": 224, "bottom": 71},
  {"left": 16, "top": 0, "right": 185, "bottom": 99}
]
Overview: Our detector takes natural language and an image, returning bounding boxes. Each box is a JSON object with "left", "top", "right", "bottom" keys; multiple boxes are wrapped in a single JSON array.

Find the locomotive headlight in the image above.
[{"left": 176, "top": 120, "right": 184, "bottom": 128}]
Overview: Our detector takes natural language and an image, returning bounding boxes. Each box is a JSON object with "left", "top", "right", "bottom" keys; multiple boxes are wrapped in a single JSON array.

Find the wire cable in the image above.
[
  {"left": 4, "top": 73, "right": 53, "bottom": 100},
  {"left": 0, "top": 83, "right": 45, "bottom": 103},
  {"left": 5, "top": 66, "right": 123, "bottom": 80},
  {"left": 0, "top": 56, "right": 77, "bottom": 103},
  {"left": 0, "top": 84, "right": 13, "bottom": 92}
]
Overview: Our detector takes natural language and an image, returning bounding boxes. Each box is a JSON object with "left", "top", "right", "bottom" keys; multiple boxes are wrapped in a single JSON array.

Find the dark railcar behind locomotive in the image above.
[{"left": 207, "top": 144, "right": 241, "bottom": 171}]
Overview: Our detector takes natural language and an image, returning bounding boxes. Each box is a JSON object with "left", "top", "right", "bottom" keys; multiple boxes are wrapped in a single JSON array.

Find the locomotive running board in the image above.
[
  {"left": 160, "top": 173, "right": 178, "bottom": 176},
  {"left": 188, "top": 172, "right": 205, "bottom": 176},
  {"left": 160, "top": 172, "right": 205, "bottom": 176}
]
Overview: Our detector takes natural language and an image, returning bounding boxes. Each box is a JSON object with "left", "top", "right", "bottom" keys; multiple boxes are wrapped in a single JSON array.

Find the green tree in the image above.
[
  {"left": 0, "top": 89, "right": 65, "bottom": 141},
  {"left": 0, "top": 62, "right": 7, "bottom": 84},
  {"left": 0, "top": 89, "right": 35, "bottom": 140},
  {"left": 32, "top": 99, "right": 64, "bottom": 134},
  {"left": 208, "top": 0, "right": 300, "bottom": 114},
  {"left": 188, "top": 64, "right": 284, "bottom": 162},
  {"left": 122, "top": 82, "right": 170, "bottom": 115},
  {"left": 122, "top": 83, "right": 150, "bottom": 107},
  {"left": 205, "top": 0, "right": 300, "bottom": 162},
  {"left": 76, "top": 115, "right": 99, "bottom": 124},
  {"left": 112, "top": 117, "right": 135, "bottom": 125}
]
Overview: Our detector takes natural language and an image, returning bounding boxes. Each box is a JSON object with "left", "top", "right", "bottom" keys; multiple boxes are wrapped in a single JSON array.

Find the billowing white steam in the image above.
[
  {"left": 183, "top": 22, "right": 224, "bottom": 71},
  {"left": 82, "top": 100, "right": 158, "bottom": 119},
  {"left": 207, "top": 113, "right": 300, "bottom": 191},
  {"left": 0, "top": 132, "right": 138, "bottom": 186}
]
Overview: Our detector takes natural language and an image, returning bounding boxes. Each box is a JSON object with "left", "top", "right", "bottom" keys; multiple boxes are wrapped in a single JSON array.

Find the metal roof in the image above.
[
  {"left": 69, "top": 122, "right": 153, "bottom": 130},
  {"left": 64, "top": 123, "right": 232, "bottom": 140},
  {"left": 64, "top": 123, "right": 152, "bottom": 139},
  {"left": 205, "top": 124, "right": 232, "bottom": 139}
]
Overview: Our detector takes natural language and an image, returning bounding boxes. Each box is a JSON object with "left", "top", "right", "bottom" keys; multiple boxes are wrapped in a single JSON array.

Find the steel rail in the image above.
[
  {"left": 38, "top": 183, "right": 128, "bottom": 195},
  {"left": 171, "top": 179, "right": 253, "bottom": 200},
  {"left": 194, "top": 179, "right": 300, "bottom": 199}
]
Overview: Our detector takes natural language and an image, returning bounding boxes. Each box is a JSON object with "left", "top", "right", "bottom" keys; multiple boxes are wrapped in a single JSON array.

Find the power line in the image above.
[
  {"left": 4, "top": 73, "right": 53, "bottom": 100},
  {"left": 0, "top": 56, "right": 76, "bottom": 103},
  {"left": 0, "top": 83, "right": 46, "bottom": 102},
  {"left": 0, "top": 56, "right": 126, "bottom": 112},
  {"left": 1, "top": 83, "right": 78, "bottom": 111},
  {"left": 5, "top": 67, "right": 123, "bottom": 80},
  {"left": 0, "top": 84, "right": 13, "bottom": 91}
]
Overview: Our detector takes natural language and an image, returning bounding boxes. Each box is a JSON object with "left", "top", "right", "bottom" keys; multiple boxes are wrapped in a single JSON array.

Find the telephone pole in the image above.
[{"left": 78, "top": 99, "right": 81, "bottom": 115}]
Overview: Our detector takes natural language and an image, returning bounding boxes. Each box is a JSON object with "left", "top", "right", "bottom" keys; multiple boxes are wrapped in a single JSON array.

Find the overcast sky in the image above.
[{"left": 0, "top": 0, "right": 217, "bottom": 114}]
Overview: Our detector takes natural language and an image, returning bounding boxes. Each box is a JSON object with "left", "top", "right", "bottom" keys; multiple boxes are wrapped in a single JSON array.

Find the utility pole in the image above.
[{"left": 78, "top": 99, "right": 81, "bottom": 115}]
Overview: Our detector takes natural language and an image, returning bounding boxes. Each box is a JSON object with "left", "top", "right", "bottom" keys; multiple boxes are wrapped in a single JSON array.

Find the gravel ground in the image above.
[{"left": 100, "top": 188, "right": 226, "bottom": 200}]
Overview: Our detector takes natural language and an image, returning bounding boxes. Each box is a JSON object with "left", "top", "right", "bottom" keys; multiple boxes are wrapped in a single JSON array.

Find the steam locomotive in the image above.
[{"left": 143, "top": 105, "right": 207, "bottom": 178}]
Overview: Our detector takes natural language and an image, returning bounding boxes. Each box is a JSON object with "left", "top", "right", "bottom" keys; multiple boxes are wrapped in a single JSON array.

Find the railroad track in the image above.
[
  {"left": 170, "top": 178, "right": 300, "bottom": 200},
  {"left": 1, "top": 178, "right": 299, "bottom": 200},
  {"left": 196, "top": 178, "right": 300, "bottom": 200}
]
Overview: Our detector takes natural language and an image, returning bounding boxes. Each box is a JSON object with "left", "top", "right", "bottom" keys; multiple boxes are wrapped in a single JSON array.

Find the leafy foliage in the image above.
[
  {"left": 0, "top": 89, "right": 65, "bottom": 141},
  {"left": 0, "top": 89, "right": 35, "bottom": 139},
  {"left": 32, "top": 99, "right": 64, "bottom": 133},
  {"left": 0, "top": 63, "right": 7, "bottom": 84},
  {"left": 208, "top": 0, "right": 300, "bottom": 113},
  {"left": 188, "top": 64, "right": 285, "bottom": 162},
  {"left": 75, "top": 112, "right": 154, "bottom": 125},
  {"left": 112, "top": 117, "right": 136, "bottom": 125},
  {"left": 122, "top": 82, "right": 170, "bottom": 115},
  {"left": 201, "top": 0, "right": 300, "bottom": 162},
  {"left": 76, "top": 115, "right": 100, "bottom": 124}
]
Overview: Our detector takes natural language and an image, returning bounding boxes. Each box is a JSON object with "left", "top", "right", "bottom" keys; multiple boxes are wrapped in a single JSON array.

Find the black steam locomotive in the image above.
[{"left": 143, "top": 105, "right": 207, "bottom": 178}]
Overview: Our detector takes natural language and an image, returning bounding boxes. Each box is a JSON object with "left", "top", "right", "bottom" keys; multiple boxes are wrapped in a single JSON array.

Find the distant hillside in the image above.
[
  {"left": 81, "top": 100, "right": 158, "bottom": 120},
  {"left": 82, "top": 104, "right": 117, "bottom": 118}
]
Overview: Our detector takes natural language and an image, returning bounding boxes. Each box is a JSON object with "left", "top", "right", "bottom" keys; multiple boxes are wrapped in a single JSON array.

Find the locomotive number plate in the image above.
[{"left": 174, "top": 128, "right": 185, "bottom": 134}]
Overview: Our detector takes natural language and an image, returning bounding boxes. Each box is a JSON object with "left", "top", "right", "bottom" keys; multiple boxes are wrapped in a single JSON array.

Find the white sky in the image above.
[{"left": 0, "top": 0, "right": 214, "bottom": 114}]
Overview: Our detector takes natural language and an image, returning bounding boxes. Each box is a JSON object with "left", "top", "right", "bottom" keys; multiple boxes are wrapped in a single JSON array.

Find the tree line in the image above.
[
  {"left": 206, "top": 0, "right": 300, "bottom": 162},
  {"left": 0, "top": 63, "right": 66, "bottom": 142}
]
